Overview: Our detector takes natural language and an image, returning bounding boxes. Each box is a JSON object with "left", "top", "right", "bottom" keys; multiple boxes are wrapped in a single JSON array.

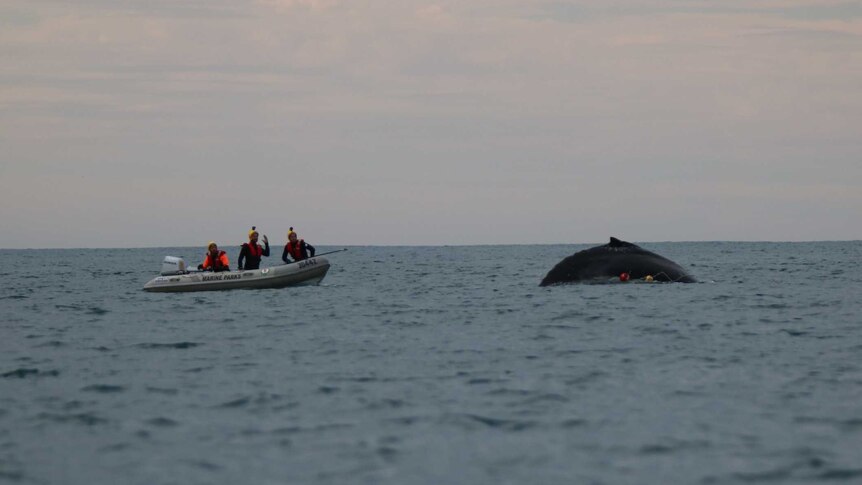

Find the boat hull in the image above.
[{"left": 143, "top": 257, "right": 330, "bottom": 292}]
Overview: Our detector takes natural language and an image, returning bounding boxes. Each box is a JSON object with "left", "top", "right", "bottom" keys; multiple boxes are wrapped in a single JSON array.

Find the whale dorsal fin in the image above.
[{"left": 608, "top": 237, "right": 636, "bottom": 248}]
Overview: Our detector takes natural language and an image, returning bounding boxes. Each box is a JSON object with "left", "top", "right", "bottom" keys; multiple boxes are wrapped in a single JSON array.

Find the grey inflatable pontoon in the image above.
[{"left": 143, "top": 256, "right": 330, "bottom": 292}]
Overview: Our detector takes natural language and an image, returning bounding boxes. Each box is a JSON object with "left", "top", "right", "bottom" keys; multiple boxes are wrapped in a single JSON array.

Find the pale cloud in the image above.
[
  {"left": 610, "top": 33, "right": 667, "bottom": 46},
  {"left": 416, "top": 4, "right": 443, "bottom": 16},
  {"left": 257, "top": 0, "right": 341, "bottom": 11},
  {"left": 1, "top": 0, "right": 860, "bottom": 247}
]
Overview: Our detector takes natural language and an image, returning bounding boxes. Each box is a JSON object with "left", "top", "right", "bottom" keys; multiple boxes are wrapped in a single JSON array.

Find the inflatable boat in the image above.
[{"left": 143, "top": 255, "right": 330, "bottom": 292}]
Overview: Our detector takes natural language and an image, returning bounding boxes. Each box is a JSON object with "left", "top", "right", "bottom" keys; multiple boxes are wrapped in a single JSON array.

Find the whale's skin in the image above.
[{"left": 539, "top": 237, "right": 696, "bottom": 286}]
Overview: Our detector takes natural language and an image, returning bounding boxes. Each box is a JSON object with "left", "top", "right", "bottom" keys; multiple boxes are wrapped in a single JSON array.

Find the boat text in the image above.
[{"left": 202, "top": 273, "right": 242, "bottom": 282}]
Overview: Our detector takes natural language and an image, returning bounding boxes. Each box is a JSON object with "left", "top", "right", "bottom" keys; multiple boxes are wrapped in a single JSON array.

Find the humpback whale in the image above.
[{"left": 540, "top": 237, "right": 696, "bottom": 286}]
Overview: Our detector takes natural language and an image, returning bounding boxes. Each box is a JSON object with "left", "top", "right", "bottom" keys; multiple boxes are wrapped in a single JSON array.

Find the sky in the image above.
[{"left": 1, "top": 0, "right": 861, "bottom": 248}]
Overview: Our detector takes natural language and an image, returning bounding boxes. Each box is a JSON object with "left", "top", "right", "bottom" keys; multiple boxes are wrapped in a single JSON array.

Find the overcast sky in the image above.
[{"left": 2, "top": 0, "right": 860, "bottom": 248}]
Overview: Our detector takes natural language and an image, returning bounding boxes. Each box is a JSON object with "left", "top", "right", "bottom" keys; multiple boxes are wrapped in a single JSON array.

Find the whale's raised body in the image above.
[{"left": 540, "top": 237, "right": 696, "bottom": 286}]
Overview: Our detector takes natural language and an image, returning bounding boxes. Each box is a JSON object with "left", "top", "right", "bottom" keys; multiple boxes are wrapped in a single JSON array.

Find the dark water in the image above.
[{"left": 1, "top": 242, "right": 861, "bottom": 484}]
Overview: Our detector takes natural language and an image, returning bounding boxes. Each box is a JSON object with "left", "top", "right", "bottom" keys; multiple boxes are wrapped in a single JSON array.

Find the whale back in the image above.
[{"left": 540, "top": 237, "right": 696, "bottom": 286}]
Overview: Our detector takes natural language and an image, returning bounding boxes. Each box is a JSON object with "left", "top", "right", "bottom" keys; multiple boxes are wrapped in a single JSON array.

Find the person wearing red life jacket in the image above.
[
  {"left": 281, "top": 228, "right": 315, "bottom": 263},
  {"left": 198, "top": 241, "right": 230, "bottom": 272},
  {"left": 237, "top": 226, "right": 270, "bottom": 270}
]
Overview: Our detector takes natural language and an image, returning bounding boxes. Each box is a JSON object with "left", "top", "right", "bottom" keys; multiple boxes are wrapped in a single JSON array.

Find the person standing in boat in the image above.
[
  {"left": 237, "top": 226, "right": 270, "bottom": 270},
  {"left": 282, "top": 228, "right": 315, "bottom": 263},
  {"left": 198, "top": 242, "right": 230, "bottom": 272}
]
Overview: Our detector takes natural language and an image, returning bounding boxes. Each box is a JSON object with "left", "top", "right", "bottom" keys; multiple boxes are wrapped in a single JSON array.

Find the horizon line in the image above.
[{"left": 2, "top": 238, "right": 860, "bottom": 250}]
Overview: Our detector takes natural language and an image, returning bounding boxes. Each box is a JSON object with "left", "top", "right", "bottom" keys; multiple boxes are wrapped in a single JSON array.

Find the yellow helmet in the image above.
[{"left": 248, "top": 226, "right": 258, "bottom": 238}]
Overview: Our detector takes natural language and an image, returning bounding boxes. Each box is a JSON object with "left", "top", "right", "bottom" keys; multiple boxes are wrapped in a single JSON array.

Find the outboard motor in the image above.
[{"left": 160, "top": 256, "right": 188, "bottom": 276}]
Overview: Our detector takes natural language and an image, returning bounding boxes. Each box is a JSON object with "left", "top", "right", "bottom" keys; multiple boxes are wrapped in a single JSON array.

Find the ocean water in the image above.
[{"left": 1, "top": 242, "right": 861, "bottom": 484}]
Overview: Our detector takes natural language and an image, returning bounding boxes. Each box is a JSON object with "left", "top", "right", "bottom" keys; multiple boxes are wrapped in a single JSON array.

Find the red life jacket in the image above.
[
  {"left": 245, "top": 242, "right": 262, "bottom": 258},
  {"left": 286, "top": 240, "right": 305, "bottom": 261},
  {"left": 204, "top": 250, "right": 229, "bottom": 271}
]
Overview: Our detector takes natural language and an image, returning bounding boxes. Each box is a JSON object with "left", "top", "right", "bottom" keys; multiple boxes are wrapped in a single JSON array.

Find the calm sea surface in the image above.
[{"left": 1, "top": 242, "right": 861, "bottom": 484}]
